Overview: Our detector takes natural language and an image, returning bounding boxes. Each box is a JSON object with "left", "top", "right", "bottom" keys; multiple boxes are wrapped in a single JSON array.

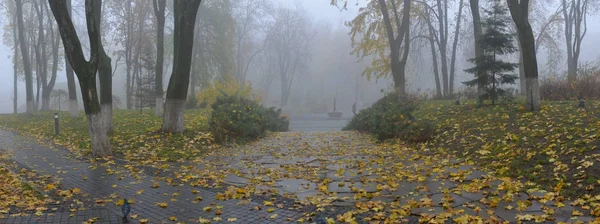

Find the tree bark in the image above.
[
  {"left": 517, "top": 35, "right": 526, "bottom": 94},
  {"left": 426, "top": 17, "right": 442, "bottom": 98},
  {"left": 34, "top": 0, "right": 52, "bottom": 111},
  {"left": 91, "top": 0, "right": 113, "bottom": 133},
  {"left": 449, "top": 0, "right": 464, "bottom": 95},
  {"left": 49, "top": 0, "right": 111, "bottom": 156},
  {"left": 42, "top": 3, "right": 60, "bottom": 112},
  {"left": 435, "top": 0, "right": 449, "bottom": 96},
  {"left": 12, "top": 12, "right": 19, "bottom": 114},
  {"left": 153, "top": 0, "right": 166, "bottom": 116},
  {"left": 562, "top": 0, "right": 587, "bottom": 83},
  {"left": 508, "top": 0, "right": 541, "bottom": 111},
  {"left": 125, "top": 0, "right": 133, "bottom": 110},
  {"left": 15, "top": 0, "right": 35, "bottom": 114},
  {"left": 161, "top": 0, "right": 202, "bottom": 133},
  {"left": 377, "top": 0, "right": 411, "bottom": 96},
  {"left": 65, "top": 0, "right": 79, "bottom": 117},
  {"left": 470, "top": 0, "right": 484, "bottom": 92}
]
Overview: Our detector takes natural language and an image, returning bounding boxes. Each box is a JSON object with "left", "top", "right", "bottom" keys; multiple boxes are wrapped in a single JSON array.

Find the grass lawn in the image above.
[
  {"left": 415, "top": 99, "right": 600, "bottom": 199},
  {"left": 0, "top": 109, "right": 215, "bottom": 162}
]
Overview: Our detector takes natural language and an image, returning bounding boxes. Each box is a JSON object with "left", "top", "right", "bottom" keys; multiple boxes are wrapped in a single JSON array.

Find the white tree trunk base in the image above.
[
  {"left": 161, "top": 99, "right": 185, "bottom": 133},
  {"left": 525, "top": 77, "right": 541, "bottom": 111},
  {"left": 86, "top": 113, "right": 111, "bottom": 157},
  {"left": 69, "top": 100, "right": 79, "bottom": 117},
  {"left": 101, "top": 103, "right": 113, "bottom": 133},
  {"left": 155, "top": 97, "right": 164, "bottom": 116}
]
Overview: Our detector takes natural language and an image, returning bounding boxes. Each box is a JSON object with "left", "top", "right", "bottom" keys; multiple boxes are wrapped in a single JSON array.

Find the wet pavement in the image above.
[{"left": 0, "top": 127, "right": 596, "bottom": 223}]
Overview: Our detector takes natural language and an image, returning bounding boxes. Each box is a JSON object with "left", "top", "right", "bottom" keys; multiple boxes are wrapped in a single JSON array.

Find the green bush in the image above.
[
  {"left": 209, "top": 95, "right": 288, "bottom": 143},
  {"left": 398, "top": 119, "right": 436, "bottom": 143},
  {"left": 344, "top": 94, "right": 435, "bottom": 142}
]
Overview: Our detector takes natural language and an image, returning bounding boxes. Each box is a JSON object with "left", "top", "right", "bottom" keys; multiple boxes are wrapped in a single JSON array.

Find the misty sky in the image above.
[
  {"left": 1, "top": 0, "right": 600, "bottom": 114},
  {"left": 0, "top": 0, "right": 358, "bottom": 114}
]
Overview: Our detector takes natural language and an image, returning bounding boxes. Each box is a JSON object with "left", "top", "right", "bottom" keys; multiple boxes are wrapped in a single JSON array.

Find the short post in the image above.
[{"left": 54, "top": 112, "right": 59, "bottom": 135}]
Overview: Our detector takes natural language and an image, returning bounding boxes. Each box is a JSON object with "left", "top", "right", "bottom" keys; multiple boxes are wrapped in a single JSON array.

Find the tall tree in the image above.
[
  {"left": 91, "top": 0, "right": 113, "bottom": 133},
  {"left": 161, "top": 0, "right": 202, "bottom": 133},
  {"left": 232, "top": 0, "right": 270, "bottom": 84},
  {"left": 463, "top": 0, "right": 518, "bottom": 105},
  {"left": 153, "top": 0, "right": 166, "bottom": 116},
  {"left": 508, "top": 0, "right": 541, "bottom": 111},
  {"left": 266, "top": 6, "right": 314, "bottom": 108},
  {"left": 418, "top": 0, "right": 465, "bottom": 96},
  {"left": 378, "top": 0, "right": 412, "bottom": 95},
  {"left": 63, "top": 0, "right": 78, "bottom": 117},
  {"left": 470, "top": 0, "right": 484, "bottom": 92},
  {"left": 337, "top": 0, "right": 412, "bottom": 95},
  {"left": 49, "top": 0, "right": 111, "bottom": 156},
  {"left": 15, "top": 0, "right": 35, "bottom": 114},
  {"left": 562, "top": 0, "right": 590, "bottom": 83}
]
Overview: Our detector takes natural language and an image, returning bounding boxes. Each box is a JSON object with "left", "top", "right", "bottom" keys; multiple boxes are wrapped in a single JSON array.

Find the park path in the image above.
[
  {"left": 0, "top": 126, "right": 597, "bottom": 223},
  {"left": 0, "top": 130, "right": 303, "bottom": 224}
]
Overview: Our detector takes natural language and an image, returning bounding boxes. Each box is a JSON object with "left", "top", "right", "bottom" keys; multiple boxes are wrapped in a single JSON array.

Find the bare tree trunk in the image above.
[
  {"left": 436, "top": 0, "right": 449, "bottom": 96},
  {"left": 161, "top": 0, "right": 202, "bottom": 133},
  {"left": 42, "top": 3, "right": 60, "bottom": 112},
  {"left": 49, "top": 0, "right": 111, "bottom": 156},
  {"left": 65, "top": 0, "right": 79, "bottom": 117},
  {"left": 470, "top": 0, "right": 484, "bottom": 92},
  {"left": 517, "top": 36, "right": 526, "bottom": 94},
  {"left": 449, "top": 0, "right": 464, "bottom": 95},
  {"left": 92, "top": 0, "right": 113, "bottom": 133},
  {"left": 427, "top": 22, "right": 442, "bottom": 98},
  {"left": 153, "top": 0, "right": 166, "bottom": 116},
  {"left": 377, "top": 0, "right": 411, "bottom": 96},
  {"left": 508, "top": 0, "right": 541, "bottom": 111},
  {"left": 125, "top": 0, "right": 133, "bottom": 110},
  {"left": 12, "top": 12, "right": 19, "bottom": 114},
  {"left": 15, "top": 0, "right": 35, "bottom": 114}
]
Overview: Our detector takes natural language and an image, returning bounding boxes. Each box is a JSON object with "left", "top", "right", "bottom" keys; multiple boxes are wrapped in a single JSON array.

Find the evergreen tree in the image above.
[{"left": 463, "top": 0, "right": 518, "bottom": 105}]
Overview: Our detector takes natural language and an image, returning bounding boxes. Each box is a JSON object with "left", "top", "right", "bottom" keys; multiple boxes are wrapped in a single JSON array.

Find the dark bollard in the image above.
[
  {"left": 54, "top": 113, "right": 59, "bottom": 135},
  {"left": 578, "top": 99, "right": 585, "bottom": 108}
]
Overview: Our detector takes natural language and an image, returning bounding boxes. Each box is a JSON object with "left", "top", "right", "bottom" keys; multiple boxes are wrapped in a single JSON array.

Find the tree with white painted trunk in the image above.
[
  {"left": 153, "top": 0, "right": 166, "bottom": 116},
  {"left": 49, "top": 0, "right": 111, "bottom": 157},
  {"left": 90, "top": 0, "right": 113, "bottom": 133},
  {"left": 161, "top": 0, "right": 203, "bottom": 133},
  {"left": 507, "top": 0, "right": 541, "bottom": 111}
]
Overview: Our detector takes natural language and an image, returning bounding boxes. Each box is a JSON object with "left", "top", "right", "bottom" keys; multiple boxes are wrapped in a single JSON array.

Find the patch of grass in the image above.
[
  {"left": 0, "top": 109, "right": 215, "bottom": 162},
  {"left": 413, "top": 99, "right": 600, "bottom": 199}
]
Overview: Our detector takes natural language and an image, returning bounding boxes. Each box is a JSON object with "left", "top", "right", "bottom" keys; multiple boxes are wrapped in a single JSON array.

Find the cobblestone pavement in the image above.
[
  {"left": 1, "top": 128, "right": 596, "bottom": 223},
  {"left": 0, "top": 130, "right": 305, "bottom": 223}
]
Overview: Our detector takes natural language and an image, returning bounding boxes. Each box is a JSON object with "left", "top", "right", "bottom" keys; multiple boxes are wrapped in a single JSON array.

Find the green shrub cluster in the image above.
[
  {"left": 209, "top": 95, "right": 288, "bottom": 143},
  {"left": 343, "top": 94, "right": 435, "bottom": 142}
]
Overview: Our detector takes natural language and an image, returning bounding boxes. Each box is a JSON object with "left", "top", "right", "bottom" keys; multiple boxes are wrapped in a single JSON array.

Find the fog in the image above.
[{"left": 1, "top": 0, "right": 600, "bottom": 114}]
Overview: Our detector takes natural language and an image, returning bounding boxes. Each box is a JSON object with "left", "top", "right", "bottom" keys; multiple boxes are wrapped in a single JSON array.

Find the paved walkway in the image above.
[
  {"left": 0, "top": 130, "right": 304, "bottom": 223},
  {"left": 0, "top": 128, "right": 597, "bottom": 223}
]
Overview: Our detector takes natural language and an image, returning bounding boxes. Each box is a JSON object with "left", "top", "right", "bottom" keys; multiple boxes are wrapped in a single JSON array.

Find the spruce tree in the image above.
[{"left": 464, "top": 0, "right": 518, "bottom": 105}]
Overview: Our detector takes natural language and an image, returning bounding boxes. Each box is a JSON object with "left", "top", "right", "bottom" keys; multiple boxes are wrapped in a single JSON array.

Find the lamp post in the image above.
[{"left": 54, "top": 112, "right": 59, "bottom": 135}]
